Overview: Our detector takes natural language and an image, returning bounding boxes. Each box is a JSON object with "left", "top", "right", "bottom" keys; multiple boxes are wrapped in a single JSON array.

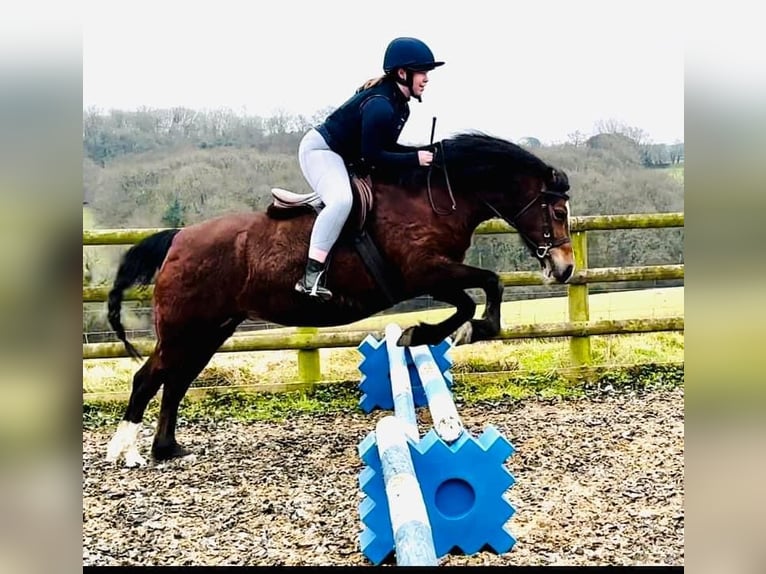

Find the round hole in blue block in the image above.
[{"left": 434, "top": 478, "right": 476, "bottom": 519}]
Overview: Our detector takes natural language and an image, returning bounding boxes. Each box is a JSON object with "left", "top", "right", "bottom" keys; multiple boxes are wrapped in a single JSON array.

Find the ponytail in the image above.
[{"left": 355, "top": 74, "right": 388, "bottom": 93}]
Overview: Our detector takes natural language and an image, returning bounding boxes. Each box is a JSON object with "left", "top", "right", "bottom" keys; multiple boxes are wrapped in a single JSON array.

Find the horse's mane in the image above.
[
  {"left": 381, "top": 131, "right": 553, "bottom": 190},
  {"left": 443, "top": 131, "right": 552, "bottom": 175}
]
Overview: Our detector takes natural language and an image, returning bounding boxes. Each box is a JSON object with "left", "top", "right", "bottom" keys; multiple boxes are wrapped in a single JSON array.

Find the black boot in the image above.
[{"left": 295, "top": 258, "right": 333, "bottom": 300}]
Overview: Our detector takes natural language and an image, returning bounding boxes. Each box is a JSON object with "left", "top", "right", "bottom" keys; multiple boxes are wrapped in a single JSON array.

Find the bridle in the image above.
[
  {"left": 480, "top": 188, "right": 571, "bottom": 260},
  {"left": 426, "top": 143, "right": 571, "bottom": 260}
]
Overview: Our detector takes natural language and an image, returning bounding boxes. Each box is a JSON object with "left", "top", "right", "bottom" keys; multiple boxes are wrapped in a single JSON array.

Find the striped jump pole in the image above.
[
  {"left": 410, "top": 344, "right": 465, "bottom": 443},
  {"left": 375, "top": 416, "right": 438, "bottom": 566},
  {"left": 358, "top": 323, "right": 517, "bottom": 564},
  {"left": 384, "top": 323, "right": 419, "bottom": 442}
]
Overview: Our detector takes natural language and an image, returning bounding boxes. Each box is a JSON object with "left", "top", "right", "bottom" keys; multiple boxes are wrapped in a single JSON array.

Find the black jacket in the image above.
[{"left": 315, "top": 78, "right": 420, "bottom": 176}]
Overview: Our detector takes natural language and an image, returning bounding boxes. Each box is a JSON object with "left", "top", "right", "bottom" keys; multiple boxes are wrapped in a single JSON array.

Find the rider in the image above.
[{"left": 294, "top": 37, "right": 445, "bottom": 300}]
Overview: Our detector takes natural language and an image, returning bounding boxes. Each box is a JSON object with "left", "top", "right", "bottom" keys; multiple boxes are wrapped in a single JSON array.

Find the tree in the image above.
[
  {"left": 586, "top": 132, "right": 642, "bottom": 166},
  {"left": 518, "top": 137, "right": 541, "bottom": 149},
  {"left": 161, "top": 197, "right": 187, "bottom": 228},
  {"left": 641, "top": 144, "right": 671, "bottom": 167},
  {"left": 265, "top": 108, "right": 291, "bottom": 135},
  {"left": 594, "top": 118, "right": 650, "bottom": 147},
  {"left": 668, "top": 141, "right": 684, "bottom": 164},
  {"left": 567, "top": 130, "right": 587, "bottom": 147}
]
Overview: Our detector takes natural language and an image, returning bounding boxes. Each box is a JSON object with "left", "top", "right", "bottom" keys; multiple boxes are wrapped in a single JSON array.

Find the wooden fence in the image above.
[{"left": 83, "top": 212, "right": 684, "bottom": 384}]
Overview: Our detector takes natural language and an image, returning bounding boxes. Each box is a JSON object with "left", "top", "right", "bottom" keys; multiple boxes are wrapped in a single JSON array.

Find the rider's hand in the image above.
[{"left": 418, "top": 150, "right": 434, "bottom": 166}]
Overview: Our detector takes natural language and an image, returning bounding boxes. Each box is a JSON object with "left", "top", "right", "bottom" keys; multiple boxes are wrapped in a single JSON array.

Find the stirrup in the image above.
[{"left": 295, "top": 277, "right": 332, "bottom": 301}]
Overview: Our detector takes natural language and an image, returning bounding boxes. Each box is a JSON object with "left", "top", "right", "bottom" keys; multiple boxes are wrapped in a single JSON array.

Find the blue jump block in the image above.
[
  {"left": 358, "top": 425, "right": 517, "bottom": 563},
  {"left": 358, "top": 333, "right": 453, "bottom": 413}
]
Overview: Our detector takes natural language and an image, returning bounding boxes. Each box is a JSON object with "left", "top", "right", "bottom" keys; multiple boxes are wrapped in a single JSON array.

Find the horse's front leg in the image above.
[{"left": 397, "top": 263, "right": 503, "bottom": 347}]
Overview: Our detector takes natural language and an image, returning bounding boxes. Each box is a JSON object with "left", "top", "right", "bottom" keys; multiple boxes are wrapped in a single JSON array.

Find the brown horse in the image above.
[{"left": 105, "top": 132, "right": 574, "bottom": 466}]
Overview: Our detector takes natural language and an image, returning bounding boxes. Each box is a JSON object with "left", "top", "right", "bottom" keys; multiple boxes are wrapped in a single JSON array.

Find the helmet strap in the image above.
[{"left": 394, "top": 69, "right": 421, "bottom": 102}]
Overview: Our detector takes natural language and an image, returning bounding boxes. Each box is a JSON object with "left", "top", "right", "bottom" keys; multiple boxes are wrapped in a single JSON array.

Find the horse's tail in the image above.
[{"left": 107, "top": 229, "right": 180, "bottom": 360}]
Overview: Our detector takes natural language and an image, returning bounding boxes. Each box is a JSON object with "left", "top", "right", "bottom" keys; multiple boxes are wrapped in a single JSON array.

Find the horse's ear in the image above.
[{"left": 547, "top": 167, "right": 570, "bottom": 192}]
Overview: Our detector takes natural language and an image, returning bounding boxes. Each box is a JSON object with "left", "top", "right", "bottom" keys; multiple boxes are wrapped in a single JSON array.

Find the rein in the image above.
[{"left": 426, "top": 141, "right": 456, "bottom": 215}]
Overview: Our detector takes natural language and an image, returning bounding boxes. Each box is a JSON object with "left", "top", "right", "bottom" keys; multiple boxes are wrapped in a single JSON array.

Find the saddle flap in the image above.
[
  {"left": 270, "top": 187, "right": 323, "bottom": 209},
  {"left": 350, "top": 174, "right": 373, "bottom": 230},
  {"left": 267, "top": 175, "right": 373, "bottom": 229}
]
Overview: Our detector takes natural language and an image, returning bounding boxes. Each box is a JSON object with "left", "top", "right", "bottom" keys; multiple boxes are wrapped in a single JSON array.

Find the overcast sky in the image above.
[{"left": 82, "top": 0, "right": 684, "bottom": 145}]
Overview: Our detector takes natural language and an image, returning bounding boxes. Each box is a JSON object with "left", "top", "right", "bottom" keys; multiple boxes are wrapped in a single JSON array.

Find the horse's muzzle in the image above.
[
  {"left": 541, "top": 250, "right": 575, "bottom": 284},
  {"left": 559, "top": 263, "right": 574, "bottom": 283}
]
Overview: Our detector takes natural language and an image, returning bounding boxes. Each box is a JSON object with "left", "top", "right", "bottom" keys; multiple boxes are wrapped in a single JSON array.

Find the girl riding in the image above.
[{"left": 295, "top": 37, "right": 445, "bottom": 300}]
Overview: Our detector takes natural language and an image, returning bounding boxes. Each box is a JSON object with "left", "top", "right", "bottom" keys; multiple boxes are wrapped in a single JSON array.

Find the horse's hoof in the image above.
[
  {"left": 152, "top": 442, "right": 192, "bottom": 461},
  {"left": 452, "top": 322, "right": 473, "bottom": 346},
  {"left": 124, "top": 450, "right": 147, "bottom": 468},
  {"left": 397, "top": 327, "right": 415, "bottom": 347},
  {"left": 105, "top": 446, "right": 121, "bottom": 464},
  {"left": 106, "top": 420, "right": 141, "bottom": 464}
]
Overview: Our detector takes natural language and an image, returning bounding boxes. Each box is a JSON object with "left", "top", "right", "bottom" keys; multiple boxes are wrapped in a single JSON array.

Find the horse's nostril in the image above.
[{"left": 562, "top": 264, "right": 574, "bottom": 282}]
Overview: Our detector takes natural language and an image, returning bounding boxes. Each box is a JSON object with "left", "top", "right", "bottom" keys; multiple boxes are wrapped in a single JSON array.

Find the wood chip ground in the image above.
[{"left": 82, "top": 387, "right": 684, "bottom": 566}]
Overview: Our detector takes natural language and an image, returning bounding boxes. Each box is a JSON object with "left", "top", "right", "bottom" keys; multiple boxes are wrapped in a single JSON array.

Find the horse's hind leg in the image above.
[
  {"left": 106, "top": 353, "right": 163, "bottom": 467},
  {"left": 151, "top": 320, "right": 241, "bottom": 461}
]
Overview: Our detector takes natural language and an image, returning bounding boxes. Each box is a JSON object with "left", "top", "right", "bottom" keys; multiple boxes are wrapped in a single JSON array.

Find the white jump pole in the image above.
[
  {"left": 384, "top": 323, "right": 419, "bottom": 442},
  {"left": 375, "top": 415, "right": 438, "bottom": 566},
  {"left": 409, "top": 344, "right": 464, "bottom": 443}
]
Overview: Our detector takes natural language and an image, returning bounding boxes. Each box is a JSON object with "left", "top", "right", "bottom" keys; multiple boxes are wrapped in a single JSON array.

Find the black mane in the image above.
[
  {"left": 381, "top": 131, "right": 555, "bottom": 190},
  {"left": 443, "top": 131, "right": 552, "bottom": 177}
]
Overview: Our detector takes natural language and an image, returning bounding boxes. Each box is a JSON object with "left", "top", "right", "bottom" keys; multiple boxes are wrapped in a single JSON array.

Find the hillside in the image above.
[{"left": 82, "top": 110, "right": 683, "bottom": 336}]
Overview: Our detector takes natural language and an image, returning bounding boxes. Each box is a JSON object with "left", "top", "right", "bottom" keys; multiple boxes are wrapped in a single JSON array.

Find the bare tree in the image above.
[
  {"left": 265, "top": 108, "right": 291, "bottom": 135},
  {"left": 668, "top": 141, "right": 684, "bottom": 164},
  {"left": 594, "top": 118, "right": 650, "bottom": 146},
  {"left": 567, "top": 130, "right": 587, "bottom": 147}
]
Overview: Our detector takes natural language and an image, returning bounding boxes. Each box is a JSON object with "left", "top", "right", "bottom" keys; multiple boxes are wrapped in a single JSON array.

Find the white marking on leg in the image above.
[
  {"left": 106, "top": 420, "right": 130, "bottom": 462},
  {"left": 453, "top": 322, "right": 473, "bottom": 345},
  {"left": 124, "top": 442, "right": 147, "bottom": 468},
  {"left": 106, "top": 421, "right": 145, "bottom": 466}
]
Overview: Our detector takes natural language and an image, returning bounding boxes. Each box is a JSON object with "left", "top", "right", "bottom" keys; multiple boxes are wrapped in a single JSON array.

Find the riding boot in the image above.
[{"left": 295, "top": 258, "right": 333, "bottom": 301}]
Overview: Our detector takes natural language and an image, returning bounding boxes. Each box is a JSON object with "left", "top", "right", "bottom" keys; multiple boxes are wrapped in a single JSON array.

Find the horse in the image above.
[{"left": 104, "top": 131, "right": 574, "bottom": 467}]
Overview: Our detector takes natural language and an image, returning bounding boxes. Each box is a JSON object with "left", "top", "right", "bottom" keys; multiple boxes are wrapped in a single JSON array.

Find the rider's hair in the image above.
[{"left": 355, "top": 74, "right": 388, "bottom": 93}]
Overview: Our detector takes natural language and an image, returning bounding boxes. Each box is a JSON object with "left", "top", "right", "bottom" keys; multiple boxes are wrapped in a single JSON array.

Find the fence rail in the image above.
[
  {"left": 82, "top": 213, "right": 684, "bottom": 246},
  {"left": 82, "top": 264, "right": 684, "bottom": 302},
  {"left": 83, "top": 212, "right": 684, "bottom": 384},
  {"left": 82, "top": 317, "right": 683, "bottom": 361}
]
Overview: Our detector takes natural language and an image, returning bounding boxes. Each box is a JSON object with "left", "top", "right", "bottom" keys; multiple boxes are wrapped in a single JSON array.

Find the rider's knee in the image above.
[{"left": 333, "top": 191, "right": 353, "bottom": 215}]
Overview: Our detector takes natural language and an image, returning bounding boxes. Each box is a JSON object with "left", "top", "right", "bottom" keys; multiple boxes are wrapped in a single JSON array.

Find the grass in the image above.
[
  {"left": 82, "top": 287, "right": 684, "bottom": 426},
  {"left": 82, "top": 361, "right": 684, "bottom": 430},
  {"left": 667, "top": 164, "right": 684, "bottom": 184}
]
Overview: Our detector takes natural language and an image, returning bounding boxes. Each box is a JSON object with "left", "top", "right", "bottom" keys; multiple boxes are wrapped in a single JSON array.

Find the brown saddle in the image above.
[
  {"left": 267, "top": 174, "right": 374, "bottom": 232},
  {"left": 267, "top": 173, "right": 401, "bottom": 304}
]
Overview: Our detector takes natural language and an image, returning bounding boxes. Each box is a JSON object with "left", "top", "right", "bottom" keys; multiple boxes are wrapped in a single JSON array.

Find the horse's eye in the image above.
[{"left": 553, "top": 209, "right": 567, "bottom": 221}]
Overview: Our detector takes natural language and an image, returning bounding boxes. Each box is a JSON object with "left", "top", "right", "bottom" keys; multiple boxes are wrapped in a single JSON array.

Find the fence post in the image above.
[
  {"left": 297, "top": 327, "right": 321, "bottom": 388},
  {"left": 568, "top": 230, "right": 591, "bottom": 367}
]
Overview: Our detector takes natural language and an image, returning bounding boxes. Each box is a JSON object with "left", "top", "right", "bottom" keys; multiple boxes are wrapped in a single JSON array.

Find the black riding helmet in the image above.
[{"left": 383, "top": 37, "right": 444, "bottom": 102}]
